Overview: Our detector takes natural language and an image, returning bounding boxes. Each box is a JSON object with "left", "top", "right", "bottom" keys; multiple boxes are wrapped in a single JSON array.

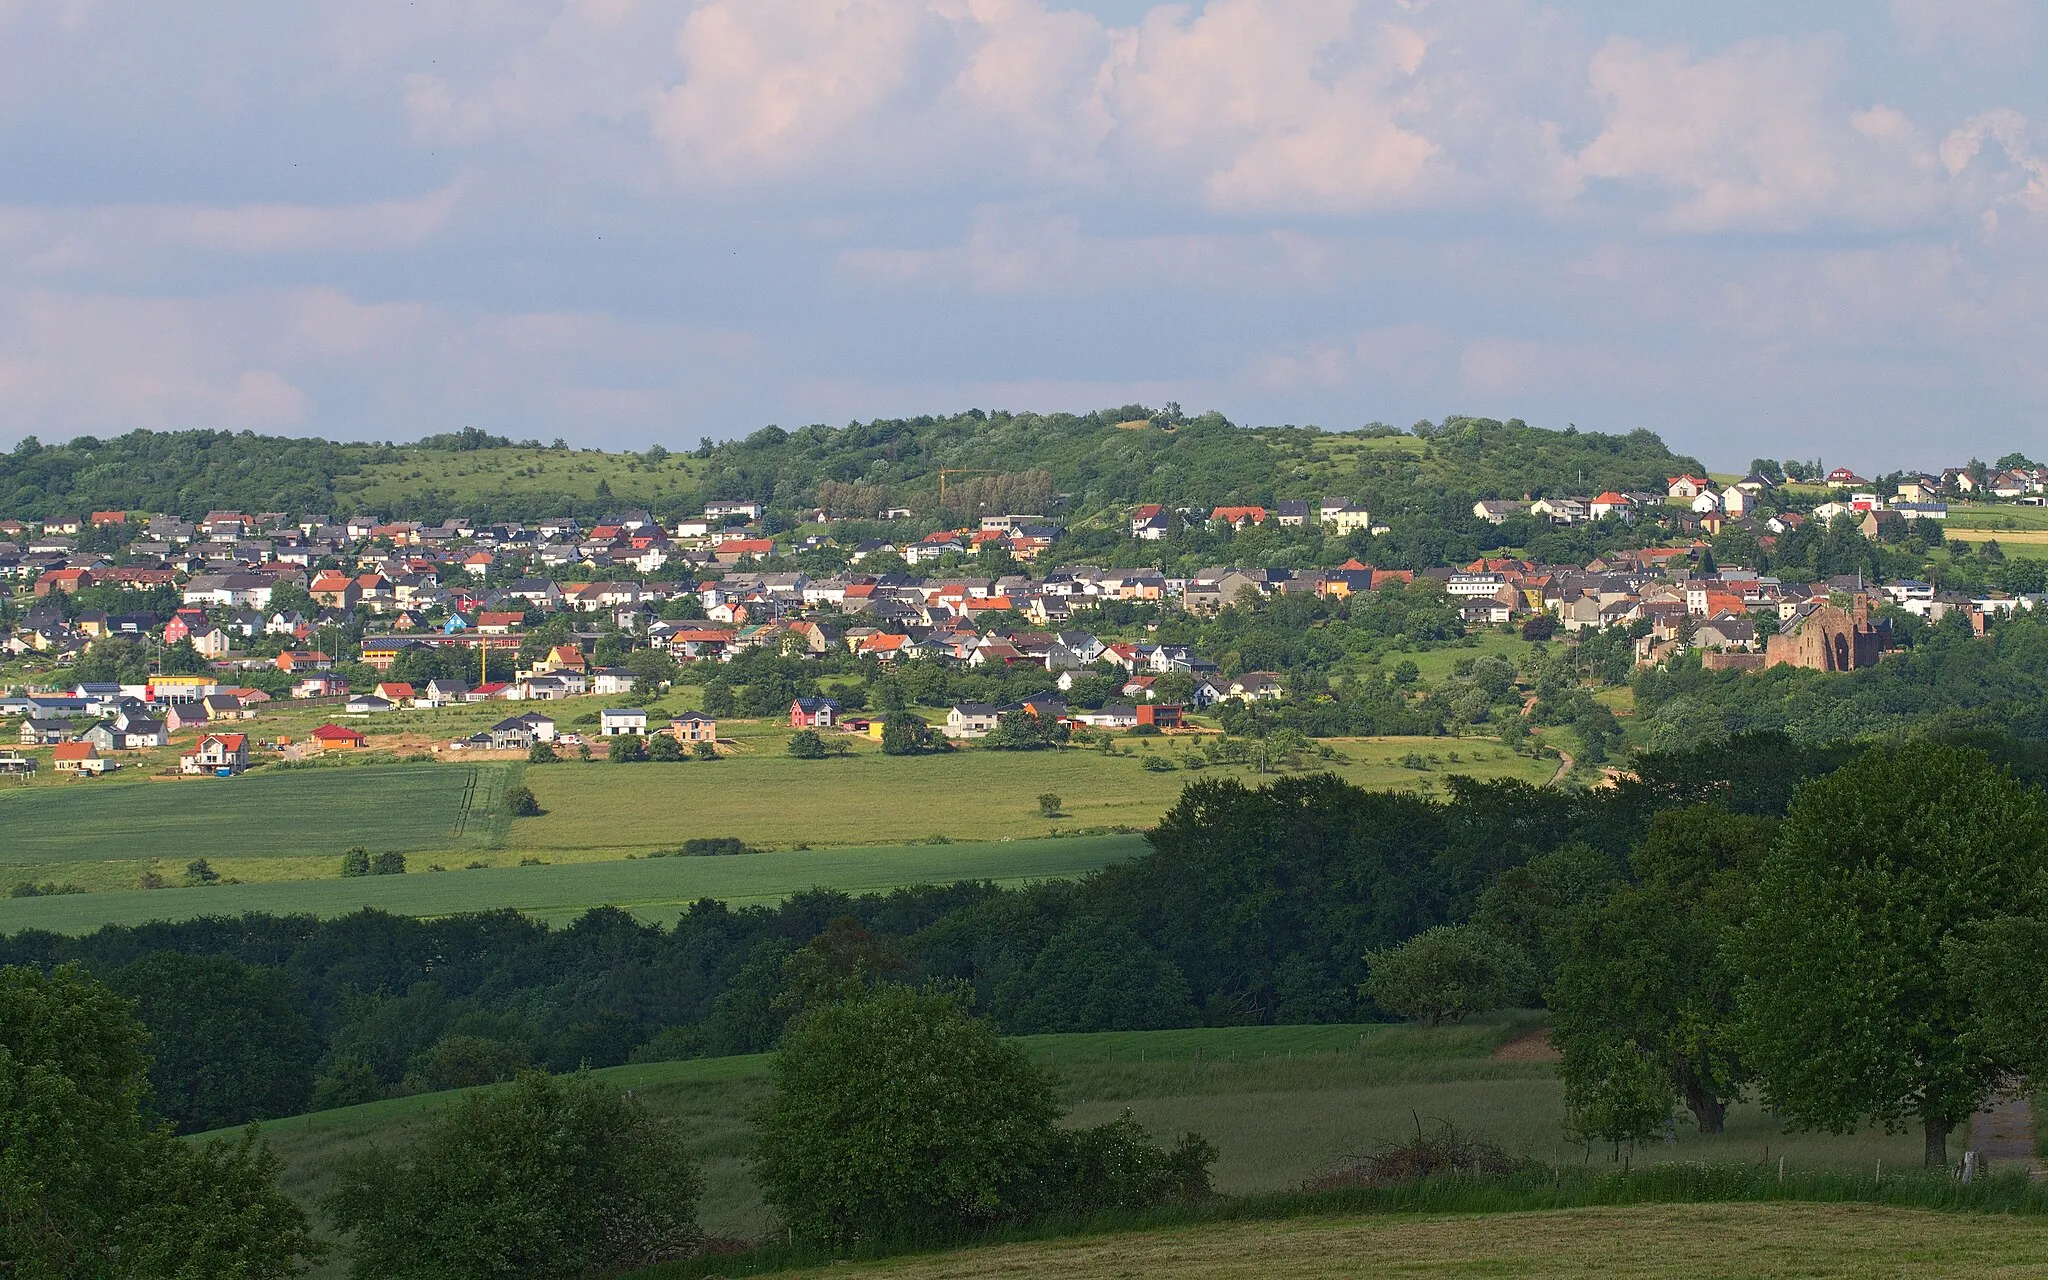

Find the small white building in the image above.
[{"left": 600, "top": 708, "right": 649, "bottom": 736}]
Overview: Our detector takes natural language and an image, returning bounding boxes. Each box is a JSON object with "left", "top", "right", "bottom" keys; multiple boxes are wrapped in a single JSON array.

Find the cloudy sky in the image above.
[{"left": 1, "top": 0, "right": 2044, "bottom": 470}]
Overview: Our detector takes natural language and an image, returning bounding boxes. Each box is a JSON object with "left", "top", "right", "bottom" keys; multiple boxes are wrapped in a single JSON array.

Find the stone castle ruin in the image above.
[{"left": 1765, "top": 600, "right": 1891, "bottom": 672}]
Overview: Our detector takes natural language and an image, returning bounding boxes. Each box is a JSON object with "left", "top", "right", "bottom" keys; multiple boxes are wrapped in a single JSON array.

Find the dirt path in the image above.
[
  {"left": 1969, "top": 1095, "right": 2035, "bottom": 1173},
  {"left": 1548, "top": 750, "right": 1574, "bottom": 787}
]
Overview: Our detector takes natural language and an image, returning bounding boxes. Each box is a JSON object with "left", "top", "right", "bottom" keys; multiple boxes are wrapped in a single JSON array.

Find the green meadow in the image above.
[
  {"left": 223, "top": 1017, "right": 1966, "bottom": 1278},
  {"left": 0, "top": 834, "right": 1143, "bottom": 934}
]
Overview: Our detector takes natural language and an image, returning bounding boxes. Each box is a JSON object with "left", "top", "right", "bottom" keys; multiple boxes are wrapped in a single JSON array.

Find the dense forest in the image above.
[{"left": 0, "top": 411, "right": 1705, "bottom": 525}]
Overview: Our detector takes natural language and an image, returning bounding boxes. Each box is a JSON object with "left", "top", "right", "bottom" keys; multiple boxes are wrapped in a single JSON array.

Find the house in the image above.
[
  {"left": 310, "top": 723, "right": 367, "bottom": 752},
  {"left": 1589, "top": 492, "right": 1634, "bottom": 521},
  {"left": 201, "top": 693, "right": 248, "bottom": 720},
  {"left": 51, "top": 742, "right": 111, "bottom": 775},
  {"left": 590, "top": 667, "right": 638, "bottom": 696},
  {"left": 1825, "top": 468, "right": 1869, "bottom": 487},
  {"left": 1135, "top": 703, "right": 1183, "bottom": 729},
  {"left": 1209, "top": 506, "right": 1267, "bottom": 529},
  {"left": 1129, "top": 504, "right": 1170, "bottom": 540},
  {"left": 32, "top": 567, "right": 94, "bottom": 596},
  {"left": 1227, "top": 672, "right": 1287, "bottom": 701},
  {"left": 1667, "top": 475, "right": 1711, "bottom": 499},
  {"left": 291, "top": 673, "right": 347, "bottom": 699},
  {"left": 1273, "top": 500, "right": 1311, "bottom": 527},
  {"left": 344, "top": 694, "right": 395, "bottom": 714},
  {"left": 1472, "top": 500, "right": 1522, "bottom": 524},
  {"left": 1073, "top": 704, "right": 1138, "bottom": 729},
  {"left": 372, "top": 682, "right": 417, "bottom": 704},
  {"left": 275, "top": 649, "right": 333, "bottom": 672},
  {"left": 19, "top": 717, "right": 74, "bottom": 746},
  {"left": 668, "top": 711, "right": 719, "bottom": 743},
  {"left": 600, "top": 708, "right": 650, "bottom": 736},
  {"left": 714, "top": 538, "right": 776, "bottom": 565},
  {"left": 0, "top": 752, "right": 34, "bottom": 776},
  {"left": 790, "top": 697, "right": 841, "bottom": 729},
  {"left": 945, "top": 702, "right": 1002, "bottom": 738},
  {"left": 420, "top": 678, "right": 472, "bottom": 706},
  {"left": 1321, "top": 502, "right": 1374, "bottom": 535},
  {"left": 181, "top": 733, "right": 250, "bottom": 775}
]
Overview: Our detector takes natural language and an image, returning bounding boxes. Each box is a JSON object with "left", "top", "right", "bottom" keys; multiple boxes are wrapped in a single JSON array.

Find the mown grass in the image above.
[
  {"left": 650, "top": 1201, "right": 2048, "bottom": 1279},
  {"left": 0, "top": 834, "right": 1143, "bottom": 934},
  {"left": 1943, "top": 503, "right": 2048, "bottom": 531},
  {"left": 0, "top": 762, "right": 509, "bottom": 867}
]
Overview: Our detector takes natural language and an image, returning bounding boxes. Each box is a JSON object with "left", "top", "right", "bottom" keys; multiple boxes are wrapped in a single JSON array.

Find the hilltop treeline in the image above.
[
  {"left": 0, "top": 731, "right": 1932, "bottom": 1136},
  {"left": 0, "top": 410, "right": 1703, "bottom": 524}
]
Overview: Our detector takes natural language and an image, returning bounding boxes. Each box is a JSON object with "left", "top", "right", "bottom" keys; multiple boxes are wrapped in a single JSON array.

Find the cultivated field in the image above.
[
  {"left": 230, "top": 1015, "right": 1955, "bottom": 1271},
  {"left": 717, "top": 1203, "right": 2048, "bottom": 1279},
  {"left": 0, "top": 834, "right": 1143, "bottom": 934},
  {"left": 1940, "top": 529, "right": 2048, "bottom": 558},
  {"left": 1942, "top": 503, "right": 2048, "bottom": 531}
]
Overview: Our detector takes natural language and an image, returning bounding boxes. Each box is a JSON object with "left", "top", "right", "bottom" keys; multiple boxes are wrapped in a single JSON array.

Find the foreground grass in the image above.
[
  {"left": 684, "top": 1202, "right": 2048, "bottom": 1279},
  {"left": 225, "top": 1016, "right": 1965, "bottom": 1278},
  {"left": 0, "top": 834, "right": 1143, "bottom": 934}
]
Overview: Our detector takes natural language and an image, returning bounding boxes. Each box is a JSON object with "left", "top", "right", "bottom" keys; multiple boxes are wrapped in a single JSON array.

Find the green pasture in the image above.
[
  {"left": 224, "top": 1015, "right": 1965, "bottom": 1274},
  {"left": 723, "top": 1203, "right": 2048, "bottom": 1279},
  {"left": 0, "top": 834, "right": 1142, "bottom": 934},
  {"left": 0, "top": 762, "right": 511, "bottom": 865},
  {"left": 1942, "top": 503, "right": 2048, "bottom": 531},
  {"left": 508, "top": 735, "right": 1550, "bottom": 855}
]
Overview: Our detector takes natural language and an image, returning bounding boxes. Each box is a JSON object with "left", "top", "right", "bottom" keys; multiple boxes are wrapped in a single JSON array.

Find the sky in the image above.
[{"left": 1, "top": 1, "right": 2045, "bottom": 472}]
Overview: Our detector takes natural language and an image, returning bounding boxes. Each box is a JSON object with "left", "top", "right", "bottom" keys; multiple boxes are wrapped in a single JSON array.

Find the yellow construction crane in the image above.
[{"left": 936, "top": 468, "right": 998, "bottom": 514}]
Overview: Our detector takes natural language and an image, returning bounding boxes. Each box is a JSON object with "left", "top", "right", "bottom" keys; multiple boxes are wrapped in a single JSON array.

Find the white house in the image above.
[{"left": 600, "top": 708, "right": 650, "bottom": 736}]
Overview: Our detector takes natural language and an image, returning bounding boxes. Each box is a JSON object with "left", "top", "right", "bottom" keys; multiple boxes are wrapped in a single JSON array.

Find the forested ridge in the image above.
[{"left": 0, "top": 410, "right": 1704, "bottom": 524}]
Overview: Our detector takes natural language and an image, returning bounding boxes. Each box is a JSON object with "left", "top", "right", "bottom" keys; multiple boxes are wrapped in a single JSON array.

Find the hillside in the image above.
[{"left": 0, "top": 411, "right": 1704, "bottom": 524}]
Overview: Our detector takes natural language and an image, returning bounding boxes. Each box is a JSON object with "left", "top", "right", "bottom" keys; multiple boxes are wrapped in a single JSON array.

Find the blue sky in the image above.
[{"left": 1, "top": 0, "right": 2044, "bottom": 471}]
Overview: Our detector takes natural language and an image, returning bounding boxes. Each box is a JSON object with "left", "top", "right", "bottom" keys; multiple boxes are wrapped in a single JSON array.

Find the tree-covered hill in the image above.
[{"left": 0, "top": 410, "right": 1705, "bottom": 525}]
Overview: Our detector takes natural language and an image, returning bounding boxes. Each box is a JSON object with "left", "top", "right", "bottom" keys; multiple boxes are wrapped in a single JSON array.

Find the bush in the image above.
[
  {"left": 405, "top": 1035, "right": 527, "bottom": 1092},
  {"left": 504, "top": 784, "right": 541, "bottom": 817},
  {"left": 327, "top": 1071, "right": 701, "bottom": 1280},
  {"left": 787, "top": 728, "right": 828, "bottom": 759},
  {"left": 647, "top": 733, "right": 684, "bottom": 762},
  {"left": 1361, "top": 925, "right": 1533, "bottom": 1026},
  {"left": 526, "top": 740, "right": 558, "bottom": 764},
  {"left": 311, "top": 1055, "right": 385, "bottom": 1110},
  {"left": 370, "top": 850, "right": 406, "bottom": 876},
  {"left": 1127, "top": 723, "right": 1162, "bottom": 737},
  {"left": 609, "top": 733, "right": 648, "bottom": 763},
  {"left": 693, "top": 739, "right": 719, "bottom": 760},
  {"left": 1140, "top": 755, "right": 1175, "bottom": 771},
  {"left": 340, "top": 846, "right": 371, "bottom": 877},
  {"left": 755, "top": 985, "right": 1212, "bottom": 1251},
  {"left": 1037, "top": 793, "right": 1063, "bottom": 818},
  {"left": 680, "top": 836, "right": 747, "bottom": 858}
]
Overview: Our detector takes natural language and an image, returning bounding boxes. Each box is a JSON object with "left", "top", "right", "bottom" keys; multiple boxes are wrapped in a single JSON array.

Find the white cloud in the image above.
[
  {"left": 1570, "top": 36, "right": 1947, "bottom": 233},
  {"left": 0, "top": 188, "right": 461, "bottom": 277}
]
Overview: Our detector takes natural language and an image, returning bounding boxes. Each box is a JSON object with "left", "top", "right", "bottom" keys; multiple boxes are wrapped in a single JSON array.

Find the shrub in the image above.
[
  {"left": 755, "top": 985, "right": 1212, "bottom": 1251},
  {"left": 1140, "top": 755, "right": 1175, "bottom": 771},
  {"left": 1361, "top": 925, "right": 1533, "bottom": 1026},
  {"left": 647, "top": 733, "right": 684, "bottom": 762},
  {"left": 1127, "top": 723, "right": 1162, "bottom": 737},
  {"left": 1037, "top": 793, "right": 1063, "bottom": 818},
  {"left": 609, "top": 733, "right": 648, "bottom": 763},
  {"left": 503, "top": 784, "right": 541, "bottom": 817},
  {"left": 340, "top": 846, "right": 371, "bottom": 877},
  {"left": 787, "top": 728, "right": 828, "bottom": 759},
  {"left": 311, "top": 1055, "right": 385, "bottom": 1110},
  {"left": 526, "top": 740, "right": 558, "bottom": 764},
  {"left": 370, "top": 850, "right": 406, "bottom": 876},
  {"left": 184, "top": 858, "right": 220, "bottom": 886},
  {"left": 327, "top": 1071, "right": 701, "bottom": 1280},
  {"left": 405, "top": 1035, "right": 528, "bottom": 1092},
  {"left": 693, "top": 739, "right": 719, "bottom": 760},
  {"left": 680, "top": 836, "right": 748, "bottom": 858}
]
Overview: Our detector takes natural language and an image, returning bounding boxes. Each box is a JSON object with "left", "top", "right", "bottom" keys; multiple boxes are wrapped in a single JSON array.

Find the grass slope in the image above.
[
  {"left": 227, "top": 1016, "right": 1955, "bottom": 1275},
  {"left": 731, "top": 1203, "right": 2048, "bottom": 1279},
  {"left": 339, "top": 444, "right": 703, "bottom": 510},
  {"left": 0, "top": 834, "right": 1143, "bottom": 934}
]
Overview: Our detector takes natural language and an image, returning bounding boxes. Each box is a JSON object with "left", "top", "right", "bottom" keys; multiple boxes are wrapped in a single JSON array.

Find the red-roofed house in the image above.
[
  {"left": 276, "top": 650, "right": 333, "bottom": 672},
  {"left": 1667, "top": 475, "right": 1711, "bottom": 499},
  {"left": 52, "top": 742, "right": 111, "bottom": 775},
  {"left": 714, "top": 538, "right": 775, "bottom": 565},
  {"left": 310, "top": 723, "right": 366, "bottom": 752},
  {"left": 34, "top": 567, "right": 95, "bottom": 597},
  {"left": 311, "top": 571, "right": 360, "bottom": 609},
  {"left": 1209, "top": 506, "right": 1267, "bottom": 528},
  {"left": 1129, "top": 504, "right": 1169, "bottom": 540},
  {"left": 1589, "top": 492, "right": 1635, "bottom": 520},
  {"left": 181, "top": 733, "right": 249, "bottom": 775}
]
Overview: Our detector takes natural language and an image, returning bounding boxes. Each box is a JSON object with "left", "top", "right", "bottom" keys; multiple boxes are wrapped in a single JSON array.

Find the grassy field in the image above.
[
  {"left": 0, "top": 761, "right": 511, "bottom": 871},
  {"left": 1940, "top": 529, "right": 2048, "bottom": 558},
  {"left": 337, "top": 444, "right": 703, "bottom": 510},
  {"left": 228, "top": 1015, "right": 1961, "bottom": 1277},
  {"left": 0, "top": 696, "right": 1555, "bottom": 902},
  {"left": 1942, "top": 503, "right": 2048, "bottom": 531},
  {"left": 0, "top": 834, "right": 1143, "bottom": 934},
  {"left": 720, "top": 1203, "right": 2048, "bottom": 1279},
  {"left": 508, "top": 735, "right": 1551, "bottom": 856}
]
